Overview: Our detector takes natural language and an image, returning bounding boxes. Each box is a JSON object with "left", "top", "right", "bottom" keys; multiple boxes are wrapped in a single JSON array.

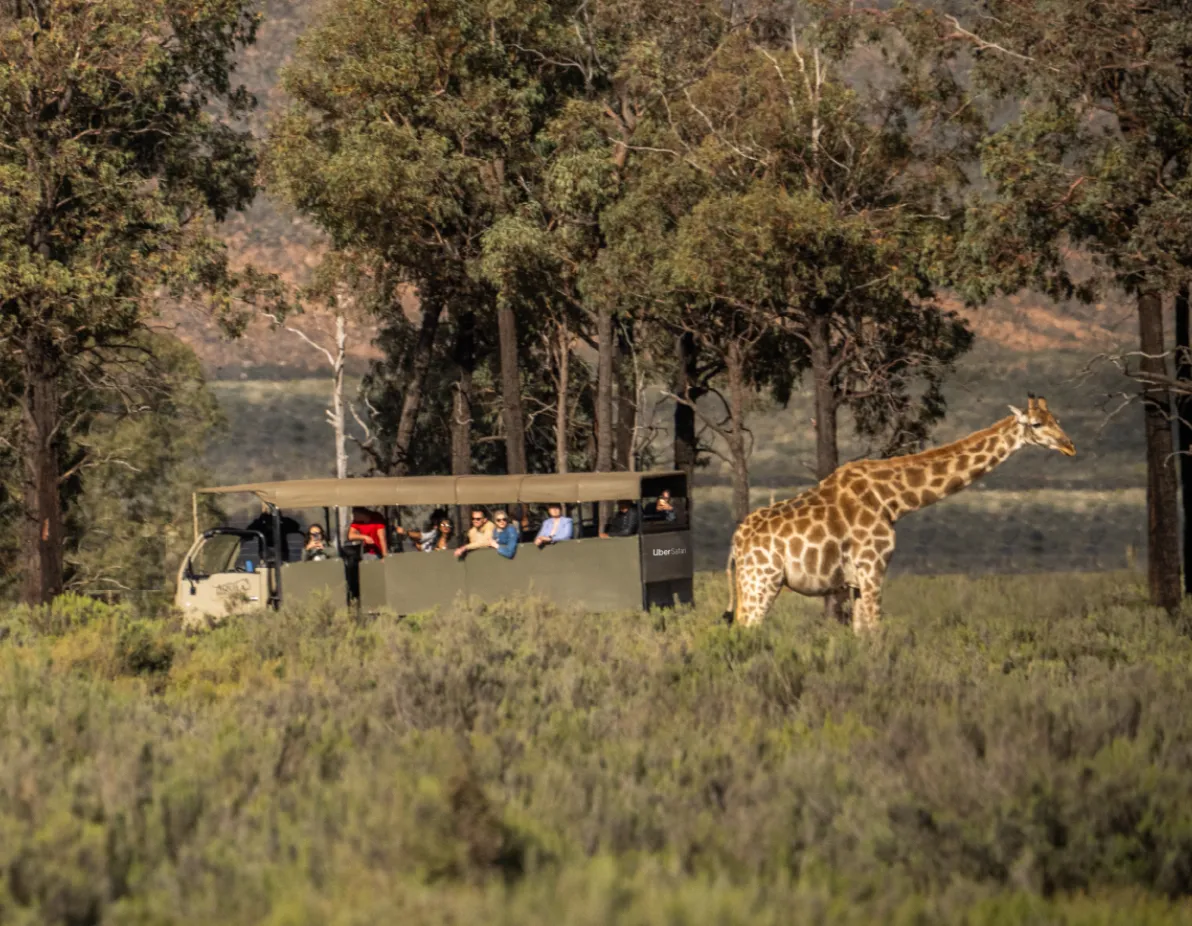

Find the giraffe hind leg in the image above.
[
  {"left": 722, "top": 546, "right": 738, "bottom": 625},
  {"left": 735, "top": 564, "right": 783, "bottom": 628},
  {"left": 852, "top": 573, "right": 885, "bottom": 634}
]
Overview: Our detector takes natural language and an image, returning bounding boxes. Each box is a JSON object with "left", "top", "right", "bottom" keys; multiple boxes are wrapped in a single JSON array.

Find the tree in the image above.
[
  {"left": 266, "top": 0, "right": 561, "bottom": 476},
  {"left": 65, "top": 335, "right": 224, "bottom": 599},
  {"left": 950, "top": 0, "right": 1192, "bottom": 610},
  {"left": 0, "top": 0, "right": 262, "bottom": 603},
  {"left": 267, "top": 252, "right": 373, "bottom": 538}
]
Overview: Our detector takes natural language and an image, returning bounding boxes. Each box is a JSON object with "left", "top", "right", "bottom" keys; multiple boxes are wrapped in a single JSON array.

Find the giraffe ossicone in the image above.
[{"left": 724, "top": 395, "right": 1076, "bottom": 632}]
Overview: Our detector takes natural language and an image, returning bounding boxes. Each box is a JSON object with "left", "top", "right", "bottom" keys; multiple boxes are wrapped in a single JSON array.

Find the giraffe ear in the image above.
[{"left": 1008, "top": 404, "right": 1027, "bottom": 423}]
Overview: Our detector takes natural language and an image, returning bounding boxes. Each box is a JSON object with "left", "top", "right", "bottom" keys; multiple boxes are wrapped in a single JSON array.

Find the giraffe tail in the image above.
[{"left": 722, "top": 544, "right": 737, "bottom": 625}]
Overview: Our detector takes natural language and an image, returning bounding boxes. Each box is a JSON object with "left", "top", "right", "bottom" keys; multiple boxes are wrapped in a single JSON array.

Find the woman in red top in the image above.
[{"left": 348, "top": 507, "right": 388, "bottom": 558}]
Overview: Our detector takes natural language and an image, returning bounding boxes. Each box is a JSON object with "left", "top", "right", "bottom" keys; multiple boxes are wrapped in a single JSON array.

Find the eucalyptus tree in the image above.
[
  {"left": 475, "top": 0, "right": 736, "bottom": 479},
  {"left": 950, "top": 0, "right": 1192, "bottom": 610},
  {"left": 597, "top": 10, "right": 975, "bottom": 515},
  {"left": 0, "top": 0, "right": 262, "bottom": 602},
  {"left": 267, "top": 0, "right": 559, "bottom": 475}
]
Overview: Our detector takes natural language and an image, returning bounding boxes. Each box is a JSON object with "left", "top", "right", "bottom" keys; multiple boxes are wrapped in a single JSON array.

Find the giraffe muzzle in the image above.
[{"left": 1059, "top": 442, "right": 1076, "bottom": 457}]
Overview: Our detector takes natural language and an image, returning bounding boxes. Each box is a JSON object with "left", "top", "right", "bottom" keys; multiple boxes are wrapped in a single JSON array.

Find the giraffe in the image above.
[{"left": 724, "top": 395, "right": 1076, "bottom": 632}]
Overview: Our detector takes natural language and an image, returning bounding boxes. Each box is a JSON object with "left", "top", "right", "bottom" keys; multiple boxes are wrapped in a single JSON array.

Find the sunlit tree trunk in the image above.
[{"left": 332, "top": 311, "right": 349, "bottom": 541}]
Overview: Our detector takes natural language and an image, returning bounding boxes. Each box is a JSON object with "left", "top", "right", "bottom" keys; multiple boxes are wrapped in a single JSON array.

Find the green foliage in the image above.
[
  {"left": 954, "top": 0, "right": 1192, "bottom": 298},
  {"left": 0, "top": 0, "right": 269, "bottom": 599},
  {"left": 2, "top": 573, "right": 1192, "bottom": 922},
  {"left": 65, "top": 334, "right": 225, "bottom": 598}
]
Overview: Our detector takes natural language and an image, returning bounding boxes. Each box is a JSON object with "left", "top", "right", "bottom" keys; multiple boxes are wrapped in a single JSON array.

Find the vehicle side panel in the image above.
[
  {"left": 358, "top": 537, "right": 644, "bottom": 614},
  {"left": 282, "top": 559, "right": 349, "bottom": 608},
  {"left": 460, "top": 537, "right": 642, "bottom": 613},
  {"left": 370, "top": 551, "right": 462, "bottom": 614}
]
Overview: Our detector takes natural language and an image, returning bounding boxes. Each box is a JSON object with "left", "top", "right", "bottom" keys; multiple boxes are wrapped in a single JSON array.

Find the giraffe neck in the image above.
[{"left": 884, "top": 416, "right": 1023, "bottom": 519}]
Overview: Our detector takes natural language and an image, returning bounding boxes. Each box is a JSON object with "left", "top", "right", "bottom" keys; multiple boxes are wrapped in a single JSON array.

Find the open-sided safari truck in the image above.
[{"left": 177, "top": 471, "right": 693, "bottom": 622}]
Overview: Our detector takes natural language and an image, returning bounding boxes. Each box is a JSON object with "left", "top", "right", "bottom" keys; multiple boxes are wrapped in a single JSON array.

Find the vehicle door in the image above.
[{"left": 176, "top": 530, "right": 269, "bottom": 620}]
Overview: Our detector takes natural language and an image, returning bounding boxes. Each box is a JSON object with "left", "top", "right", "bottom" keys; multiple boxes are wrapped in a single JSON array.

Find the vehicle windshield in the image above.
[{"left": 190, "top": 534, "right": 241, "bottom": 577}]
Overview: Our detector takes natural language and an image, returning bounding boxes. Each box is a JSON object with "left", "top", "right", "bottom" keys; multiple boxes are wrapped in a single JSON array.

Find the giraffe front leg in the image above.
[
  {"left": 852, "top": 577, "right": 884, "bottom": 633},
  {"left": 850, "top": 528, "right": 894, "bottom": 634}
]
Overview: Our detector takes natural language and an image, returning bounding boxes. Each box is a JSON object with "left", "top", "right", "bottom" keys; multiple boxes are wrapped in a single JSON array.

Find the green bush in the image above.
[{"left": 2, "top": 572, "right": 1192, "bottom": 924}]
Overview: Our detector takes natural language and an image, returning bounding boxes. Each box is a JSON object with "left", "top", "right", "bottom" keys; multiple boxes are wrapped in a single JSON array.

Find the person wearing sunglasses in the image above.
[
  {"left": 397, "top": 510, "right": 456, "bottom": 552},
  {"left": 454, "top": 507, "right": 495, "bottom": 559},
  {"left": 488, "top": 510, "right": 520, "bottom": 559},
  {"left": 303, "top": 525, "right": 329, "bottom": 561}
]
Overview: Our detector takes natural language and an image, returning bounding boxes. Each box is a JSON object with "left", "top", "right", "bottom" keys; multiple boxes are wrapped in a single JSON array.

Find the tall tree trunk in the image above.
[
  {"left": 555, "top": 319, "right": 569, "bottom": 474},
  {"left": 1139, "top": 291, "right": 1181, "bottom": 611},
  {"left": 1176, "top": 284, "right": 1192, "bottom": 597},
  {"left": 497, "top": 301, "right": 527, "bottom": 474},
  {"left": 810, "top": 314, "right": 846, "bottom": 623},
  {"left": 451, "top": 311, "right": 474, "bottom": 534},
  {"left": 725, "top": 339, "right": 750, "bottom": 524},
  {"left": 595, "top": 305, "right": 615, "bottom": 526},
  {"left": 810, "top": 315, "right": 839, "bottom": 480},
  {"left": 21, "top": 362, "right": 64, "bottom": 604},
  {"left": 673, "top": 331, "right": 699, "bottom": 488},
  {"left": 332, "top": 311, "right": 349, "bottom": 542},
  {"left": 391, "top": 300, "right": 443, "bottom": 476},
  {"left": 615, "top": 324, "right": 636, "bottom": 471},
  {"left": 451, "top": 311, "right": 475, "bottom": 478}
]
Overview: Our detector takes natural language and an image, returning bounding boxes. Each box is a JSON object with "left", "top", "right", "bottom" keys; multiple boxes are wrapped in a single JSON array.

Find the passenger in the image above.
[
  {"left": 644, "top": 489, "right": 677, "bottom": 522},
  {"left": 348, "top": 506, "right": 388, "bottom": 559},
  {"left": 534, "top": 502, "right": 574, "bottom": 548},
  {"left": 600, "top": 499, "right": 640, "bottom": 538},
  {"left": 303, "top": 525, "right": 330, "bottom": 561},
  {"left": 489, "top": 510, "right": 520, "bottom": 559},
  {"left": 397, "top": 513, "right": 455, "bottom": 551},
  {"left": 453, "top": 507, "right": 495, "bottom": 559}
]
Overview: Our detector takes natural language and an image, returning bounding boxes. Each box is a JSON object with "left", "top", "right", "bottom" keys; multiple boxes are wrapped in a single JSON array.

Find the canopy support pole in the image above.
[{"left": 192, "top": 493, "right": 199, "bottom": 542}]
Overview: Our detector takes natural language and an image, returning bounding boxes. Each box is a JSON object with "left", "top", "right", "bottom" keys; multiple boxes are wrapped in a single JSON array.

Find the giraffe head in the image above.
[{"left": 1007, "top": 395, "right": 1076, "bottom": 456}]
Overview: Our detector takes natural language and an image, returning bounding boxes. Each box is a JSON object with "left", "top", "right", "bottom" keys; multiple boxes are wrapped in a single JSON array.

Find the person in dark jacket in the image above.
[{"left": 600, "top": 499, "right": 640, "bottom": 538}]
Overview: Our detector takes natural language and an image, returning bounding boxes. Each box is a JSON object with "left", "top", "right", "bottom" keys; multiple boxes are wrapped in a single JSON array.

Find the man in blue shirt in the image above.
[{"left": 534, "top": 503, "right": 574, "bottom": 548}]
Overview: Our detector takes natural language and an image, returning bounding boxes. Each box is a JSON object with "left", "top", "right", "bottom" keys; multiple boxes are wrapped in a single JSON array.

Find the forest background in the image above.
[{"left": 0, "top": 0, "right": 1183, "bottom": 604}]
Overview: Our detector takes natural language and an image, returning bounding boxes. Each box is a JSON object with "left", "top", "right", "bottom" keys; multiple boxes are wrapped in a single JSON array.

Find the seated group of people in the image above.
[{"left": 301, "top": 491, "right": 677, "bottom": 563}]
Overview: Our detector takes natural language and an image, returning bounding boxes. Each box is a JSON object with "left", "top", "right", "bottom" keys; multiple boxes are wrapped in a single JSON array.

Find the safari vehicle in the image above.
[{"left": 176, "top": 471, "right": 692, "bottom": 621}]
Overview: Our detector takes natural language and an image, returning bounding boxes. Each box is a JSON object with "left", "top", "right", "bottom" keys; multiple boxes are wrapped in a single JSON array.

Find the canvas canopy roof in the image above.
[{"left": 198, "top": 471, "right": 687, "bottom": 509}]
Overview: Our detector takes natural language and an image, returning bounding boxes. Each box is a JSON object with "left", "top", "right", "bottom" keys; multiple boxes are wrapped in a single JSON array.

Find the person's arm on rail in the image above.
[{"left": 493, "top": 525, "right": 519, "bottom": 559}]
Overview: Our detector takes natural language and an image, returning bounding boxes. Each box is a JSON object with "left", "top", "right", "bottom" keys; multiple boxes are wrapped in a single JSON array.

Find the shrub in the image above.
[{"left": 1, "top": 571, "right": 1191, "bottom": 924}]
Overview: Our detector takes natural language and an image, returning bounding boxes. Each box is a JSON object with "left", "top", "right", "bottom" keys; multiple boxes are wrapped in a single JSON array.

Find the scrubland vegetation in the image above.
[{"left": 3, "top": 573, "right": 1192, "bottom": 924}]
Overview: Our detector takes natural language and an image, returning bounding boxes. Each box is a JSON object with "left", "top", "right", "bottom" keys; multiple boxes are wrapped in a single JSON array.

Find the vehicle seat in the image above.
[
  {"left": 234, "top": 539, "right": 263, "bottom": 571},
  {"left": 284, "top": 532, "right": 306, "bottom": 563}
]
